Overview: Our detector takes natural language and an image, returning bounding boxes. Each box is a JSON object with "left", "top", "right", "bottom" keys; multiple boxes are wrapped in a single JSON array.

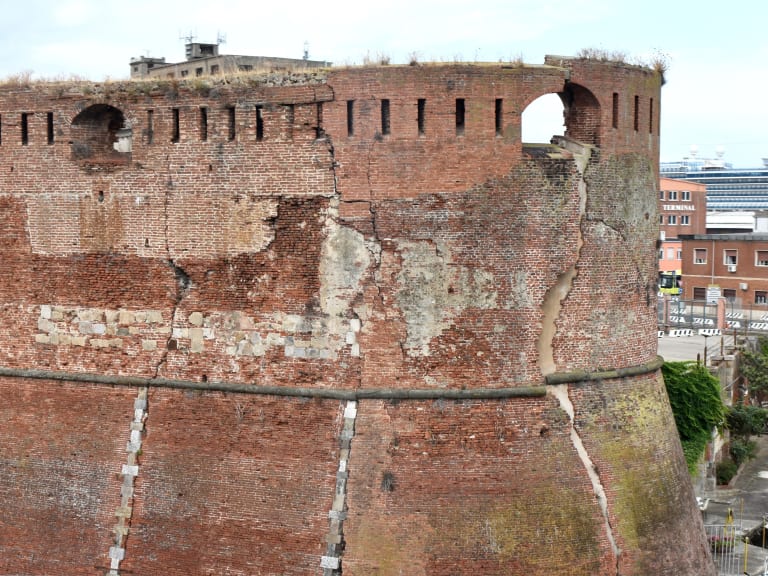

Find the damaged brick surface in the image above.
[{"left": 0, "top": 58, "right": 714, "bottom": 575}]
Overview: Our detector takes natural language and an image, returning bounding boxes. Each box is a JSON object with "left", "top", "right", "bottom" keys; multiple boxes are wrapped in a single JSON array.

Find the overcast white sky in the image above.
[{"left": 1, "top": 0, "right": 765, "bottom": 167}]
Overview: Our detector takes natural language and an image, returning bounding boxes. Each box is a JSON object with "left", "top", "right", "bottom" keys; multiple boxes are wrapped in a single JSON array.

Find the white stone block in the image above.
[
  {"left": 121, "top": 464, "right": 139, "bottom": 477},
  {"left": 320, "top": 556, "right": 340, "bottom": 569},
  {"left": 350, "top": 318, "right": 361, "bottom": 332},
  {"left": 40, "top": 305, "right": 51, "bottom": 319}
]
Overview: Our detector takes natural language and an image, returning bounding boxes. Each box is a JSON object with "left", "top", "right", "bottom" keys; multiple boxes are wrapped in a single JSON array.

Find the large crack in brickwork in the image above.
[
  {"left": 537, "top": 143, "right": 620, "bottom": 573},
  {"left": 537, "top": 144, "right": 590, "bottom": 376},
  {"left": 550, "top": 384, "right": 621, "bottom": 569},
  {"left": 154, "top": 163, "right": 191, "bottom": 378}
]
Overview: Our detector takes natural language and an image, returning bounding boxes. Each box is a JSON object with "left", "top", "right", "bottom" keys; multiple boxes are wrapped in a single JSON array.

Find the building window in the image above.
[
  {"left": 21, "top": 112, "right": 29, "bottom": 145},
  {"left": 667, "top": 215, "right": 677, "bottom": 225},
  {"left": 146, "top": 109, "right": 154, "bottom": 144},
  {"left": 681, "top": 191, "right": 691, "bottom": 201},
  {"left": 612, "top": 92, "right": 619, "bottom": 129},
  {"left": 455, "top": 98, "right": 465, "bottom": 135},
  {"left": 181, "top": 70, "right": 189, "bottom": 77},
  {"left": 724, "top": 288, "right": 736, "bottom": 302},
  {"left": 724, "top": 249, "right": 737, "bottom": 265},
  {"left": 47, "top": 112, "right": 54, "bottom": 145},
  {"left": 495, "top": 98, "right": 503, "bottom": 136},
  {"left": 680, "top": 215, "right": 690, "bottom": 225},
  {"left": 346, "top": 100, "right": 354, "bottom": 137},
  {"left": 380, "top": 99, "right": 390, "bottom": 136},
  {"left": 658, "top": 249, "right": 663, "bottom": 260},
  {"left": 171, "top": 108, "right": 180, "bottom": 143},
  {"left": 417, "top": 98, "right": 426, "bottom": 135},
  {"left": 756, "top": 291, "right": 768, "bottom": 305},
  {"left": 211, "top": 65, "right": 220, "bottom": 74},
  {"left": 200, "top": 107, "right": 208, "bottom": 141},
  {"left": 196, "top": 67, "right": 203, "bottom": 77},
  {"left": 659, "top": 190, "right": 665, "bottom": 200},
  {"left": 255, "top": 105, "right": 264, "bottom": 141},
  {"left": 677, "top": 249, "right": 682, "bottom": 260},
  {"left": 227, "top": 106, "right": 236, "bottom": 141},
  {"left": 694, "top": 248, "right": 707, "bottom": 264},
  {"left": 757, "top": 250, "right": 768, "bottom": 267},
  {"left": 659, "top": 215, "right": 664, "bottom": 224},
  {"left": 693, "top": 287, "right": 706, "bottom": 300},
  {"left": 668, "top": 190, "right": 678, "bottom": 200},
  {"left": 633, "top": 95, "right": 639, "bottom": 131},
  {"left": 666, "top": 248, "right": 675, "bottom": 260}
]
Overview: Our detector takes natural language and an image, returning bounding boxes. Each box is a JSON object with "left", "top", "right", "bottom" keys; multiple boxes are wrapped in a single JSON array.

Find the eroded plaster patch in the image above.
[{"left": 395, "top": 240, "right": 497, "bottom": 356}]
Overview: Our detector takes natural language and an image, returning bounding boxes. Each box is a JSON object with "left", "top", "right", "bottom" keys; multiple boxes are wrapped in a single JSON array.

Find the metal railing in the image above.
[{"left": 705, "top": 523, "right": 748, "bottom": 575}]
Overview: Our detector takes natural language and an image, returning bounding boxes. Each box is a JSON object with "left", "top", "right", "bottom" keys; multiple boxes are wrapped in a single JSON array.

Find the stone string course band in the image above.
[{"left": 0, "top": 357, "right": 664, "bottom": 398}]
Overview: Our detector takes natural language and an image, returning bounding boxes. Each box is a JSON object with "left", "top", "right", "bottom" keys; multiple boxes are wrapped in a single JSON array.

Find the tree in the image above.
[
  {"left": 662, "top": 361, "right": 726, "bottom": 474},
  {"left": 740, "top": 336, "right": 768, "bottom": 399}
]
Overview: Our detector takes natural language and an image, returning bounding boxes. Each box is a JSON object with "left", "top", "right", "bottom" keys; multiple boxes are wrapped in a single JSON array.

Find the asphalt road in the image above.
[{"left": 657, "top": 333, "right": 735, "bottom": 363}]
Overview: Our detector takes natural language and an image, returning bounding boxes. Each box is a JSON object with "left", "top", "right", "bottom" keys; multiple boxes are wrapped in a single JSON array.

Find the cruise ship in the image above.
[{"left": 660, "top": 149, "right": 768, "bottom": 211}]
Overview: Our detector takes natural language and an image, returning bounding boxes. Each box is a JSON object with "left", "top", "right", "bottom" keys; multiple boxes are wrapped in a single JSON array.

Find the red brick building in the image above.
[
  {"left": 0, "top": 56, "right": 714, "bottom": 575},
  {"left": 658, "top": 177, "right": 707, "bottom": 274},
  {"left": 680, "top": 233, "right": 768, "bottom": 306}
]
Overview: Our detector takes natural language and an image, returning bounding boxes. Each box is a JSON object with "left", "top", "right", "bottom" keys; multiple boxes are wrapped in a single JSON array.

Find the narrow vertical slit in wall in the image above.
[
  {"left": 21, "top": 113, "right": 29, "bottom": 146},
  {"left": 255, "top": 105, "right": 264, "bottom": 141},
  {"left": 171, "top": 108, "right": 180, "bottom": 143},
  {"left": 649, "top": 98, "right": 654, "bottom": 134},
  {"left": 417, "top": 98, "right": 426, "bottom": 136},
  {"left": 286, "top": 104, "right": 295, "bottom": 140},
  {"left": 346, "top": 100, "right": 355, "bottom": 137},
  {"left": 380, "top": 99, "right": 390, "bottom": 136},
  {"left": 611, "top": 93, "right": 619, "bottom": 129},
  {"left": 455, "top": 98, "right": 465, "bottom": 135},
  {"left": 200, "top": 107, "right": 208, "bottom": 141},
  {"left": 633, "top": 95, "right": 639, "bottom": 132},
  {"left": 146, "top": 110, "right": 154, "bottom": 144},
  {"left": 47, "top": 112, "right": 54, "bottom": 145},
  {"left": 495, "top": 98, "right": 503, "bottom": 136},
  {"left": 227, "top": 106, "right": 236, "bottom": 141},
  {"left": 315, "top": 103, "right": 324, "bottom": 139},
  {"left": 0, "top": 113, "right": 3, "bottom": 146}
]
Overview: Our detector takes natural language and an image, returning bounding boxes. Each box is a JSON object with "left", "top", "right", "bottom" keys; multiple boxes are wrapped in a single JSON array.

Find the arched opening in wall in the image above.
[
  {"left": 521, "top": 83, "right": 601, "bottom": 154},
  {"left": 521, "top": 93, "right": 565, "bottom": 145},
  {"left": 560, "top": 82, "right": 601, "bottom": 146},
  {"left": 70, "top": 104, "right": 132, "bottom": 167}
]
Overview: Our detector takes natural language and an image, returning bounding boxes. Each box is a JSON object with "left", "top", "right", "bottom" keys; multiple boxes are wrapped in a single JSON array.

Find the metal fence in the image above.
[
  {"left": 658, "top": 297, "right": 768, "bottom": 336},
  {"left": 705, "top": 523, "right": 748, "bottom": 575}
]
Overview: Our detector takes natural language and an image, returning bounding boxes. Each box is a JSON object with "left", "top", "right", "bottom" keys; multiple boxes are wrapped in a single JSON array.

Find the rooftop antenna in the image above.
[
  {"left": 180, "top": 30, "right": 197, "bottom": 44},
  {"left": 303, "top": 41, "right": 309, "bottom": 61}
]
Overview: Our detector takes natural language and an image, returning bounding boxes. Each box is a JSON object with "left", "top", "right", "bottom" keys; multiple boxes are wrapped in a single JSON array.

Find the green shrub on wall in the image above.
[{"left": 662, "top": 361, "right": 725, "bottom": 474}]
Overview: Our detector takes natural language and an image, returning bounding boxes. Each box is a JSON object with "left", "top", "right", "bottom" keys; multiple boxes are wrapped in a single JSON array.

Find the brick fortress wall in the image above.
[{"left": 0, "top": 58, "right": 714, "bottom": 575}]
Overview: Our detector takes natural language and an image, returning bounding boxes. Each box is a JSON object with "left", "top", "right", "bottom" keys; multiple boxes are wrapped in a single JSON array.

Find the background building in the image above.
[
  {"left": 130, "top": 41, "right": 331, "bottom": 79},
  {"left": 680, "top": 232, "right": 768, "bottom": 306},
  {"left": 658, "top": 177, "right": 707, "bottom": 286}
]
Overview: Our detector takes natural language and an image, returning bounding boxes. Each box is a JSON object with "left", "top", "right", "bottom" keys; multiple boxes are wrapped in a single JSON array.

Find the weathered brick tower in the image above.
[{"left": 0, "top": 56, "right": 714, "bottom": 575}]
